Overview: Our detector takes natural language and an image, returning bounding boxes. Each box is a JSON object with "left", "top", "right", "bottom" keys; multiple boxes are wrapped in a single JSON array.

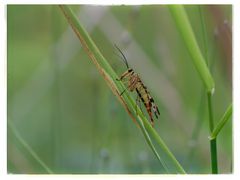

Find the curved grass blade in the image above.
[
  {"left": 8, "top": 120, "right": 54, "bottom": 174},
  {"left": 210, "top": 103, "right": 232, "bottom": 140},
  {"left": 169, "top": 5, "right": 215, "bottom": 94}
]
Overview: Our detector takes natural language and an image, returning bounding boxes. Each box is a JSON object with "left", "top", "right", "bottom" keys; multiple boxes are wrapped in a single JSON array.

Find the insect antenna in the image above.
[{"left": 114, "top": 44, "right": 129, "bottom": 69}]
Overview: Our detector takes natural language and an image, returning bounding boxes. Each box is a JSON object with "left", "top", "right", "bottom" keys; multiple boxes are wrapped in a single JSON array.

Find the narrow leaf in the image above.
[
  {"left": 169, "top": 5, "right": 215, "bottom": 94},
  {"left": 8, "top": 120, "right": 54, "bottom": 174},
  {"left": 210, "top": 103, "right": 232, "bottom": 140}
]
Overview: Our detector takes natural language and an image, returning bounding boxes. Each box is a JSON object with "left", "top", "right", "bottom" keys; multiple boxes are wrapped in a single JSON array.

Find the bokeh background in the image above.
[{"left": 7, "top": 5, "right": 232, "bottom": 174}]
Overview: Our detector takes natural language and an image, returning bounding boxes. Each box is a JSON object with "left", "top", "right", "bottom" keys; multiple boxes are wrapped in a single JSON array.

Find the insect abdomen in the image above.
[{"left": 135, "top": 82, "right": 155, "bottom": 125}]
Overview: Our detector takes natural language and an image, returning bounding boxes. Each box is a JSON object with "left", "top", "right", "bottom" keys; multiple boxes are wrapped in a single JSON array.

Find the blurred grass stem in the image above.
[{"left": 8, "top": 120, "right": 54, "bottom": 174}]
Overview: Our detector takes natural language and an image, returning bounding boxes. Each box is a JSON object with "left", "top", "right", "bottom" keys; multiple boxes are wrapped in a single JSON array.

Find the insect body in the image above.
[{"left": 115, "top": 45, "right": 160, "bottom": 126}]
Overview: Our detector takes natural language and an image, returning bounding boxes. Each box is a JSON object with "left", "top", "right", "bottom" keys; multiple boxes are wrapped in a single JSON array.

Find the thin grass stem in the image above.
[
  {"left": 207, "top": 92, "right": 218, "bottom": 174},
  {"left": 201, "top": 4, "right": 218, "bottom": 172},
  {"left": 8, "top": 120, "right": 54, "bottom": 174}
]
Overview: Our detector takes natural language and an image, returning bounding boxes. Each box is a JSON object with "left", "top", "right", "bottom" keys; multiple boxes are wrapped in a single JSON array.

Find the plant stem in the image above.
[
  {"left": 8, "top": 120, "right": 54, "bottom": 174},
  {"left": 200, "top": 6, "right": 218, "bottom": 174},
  {"left": 210, "top": 139, "right": 218, "bottom": 173},
  {"left": 207, "top": 93, "right": 218, "bottom": 174},
  {"left": 207, "top": 93, "right": 214, "bottom": 132}
]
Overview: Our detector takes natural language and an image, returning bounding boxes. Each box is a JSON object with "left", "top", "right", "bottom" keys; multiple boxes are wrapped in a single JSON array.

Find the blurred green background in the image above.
[{"left": 7, "top": 5, "right": 232, "bottom": 174}]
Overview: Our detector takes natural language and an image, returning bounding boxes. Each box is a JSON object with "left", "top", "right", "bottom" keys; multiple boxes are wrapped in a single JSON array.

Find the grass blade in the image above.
[
  {"left": 210, "top": 103, "right": 232, "bottom": 140},
  {"left": 168, "top": 5, "right": 215, "bottom": 94},
  {"left": 59, "top": 5, "right": 186, "bottom": 174},
  {"left": 8, "top": 120, "right": 54, "bottom": 174}
]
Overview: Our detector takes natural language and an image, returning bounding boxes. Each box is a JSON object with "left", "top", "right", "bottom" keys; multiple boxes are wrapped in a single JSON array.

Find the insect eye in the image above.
[{"left": 128, "top": 69, "right": 133, "bottom": 72}]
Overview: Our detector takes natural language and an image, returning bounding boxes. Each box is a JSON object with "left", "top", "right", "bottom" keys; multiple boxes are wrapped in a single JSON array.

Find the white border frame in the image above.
[{"left": 1, "top": 1, "right": 239, "bottom": 179}]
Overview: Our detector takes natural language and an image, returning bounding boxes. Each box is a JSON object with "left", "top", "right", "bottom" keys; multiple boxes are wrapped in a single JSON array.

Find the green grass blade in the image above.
[
  {"left": 210, "top": 103, "right": 232, "bottom": 140},
  {"left": 137, "top": 118, "right": 170, "bottom": 173},
  {"left": 59, "top": 5, "right": 186, "bottom": 174},
  {"left": 8, "top": 120, "right": 54, "bottom": 174},
  {"left": 143, "top": 117, "right": 186, "bottom": 173},
  {"left": 168, "top": 5, "right": 215, "bottom": 94},
  {"left": 198, "top": 6, "right": 210, "bottom": 66}
]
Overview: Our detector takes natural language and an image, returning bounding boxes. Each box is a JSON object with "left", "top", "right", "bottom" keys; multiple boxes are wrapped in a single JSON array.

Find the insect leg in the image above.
[
  {"left": 116, "top": 75, "right": 129, "bottom": 95},
  {"left": 139, "top": 98, "right": 142, "bottom": 112},
  {"left": 116, "top": 71, "right": 131, "bottom": 95},
  {"left": 120, "top": 88, "right": 127, "bottom": 96},
  {"left": 146, "top": 103, "right": 154, "bottom": 127},
  {"left": 119, "top": 80, "right": 136, "bottom": 95},
  {"left": 118, "top": 80, "right": 133, "bottom": 96},
  {"left": 149, "top": 97, "right": 160, "bottom": 119},
  {"left": 153, "top": 104, "right": 160, "bottom": 119},
  {"left": 147, "top": 108, "right": 154, "bottom": 127},
  {"left": 118, "top": 75, "right": 138, "bottom": 96},
  {"left": 135, "top": 95, "right": 142, "bottom": 116},
  {"left": 116, "top": 70, "right": 132, "bottom": 81}
]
